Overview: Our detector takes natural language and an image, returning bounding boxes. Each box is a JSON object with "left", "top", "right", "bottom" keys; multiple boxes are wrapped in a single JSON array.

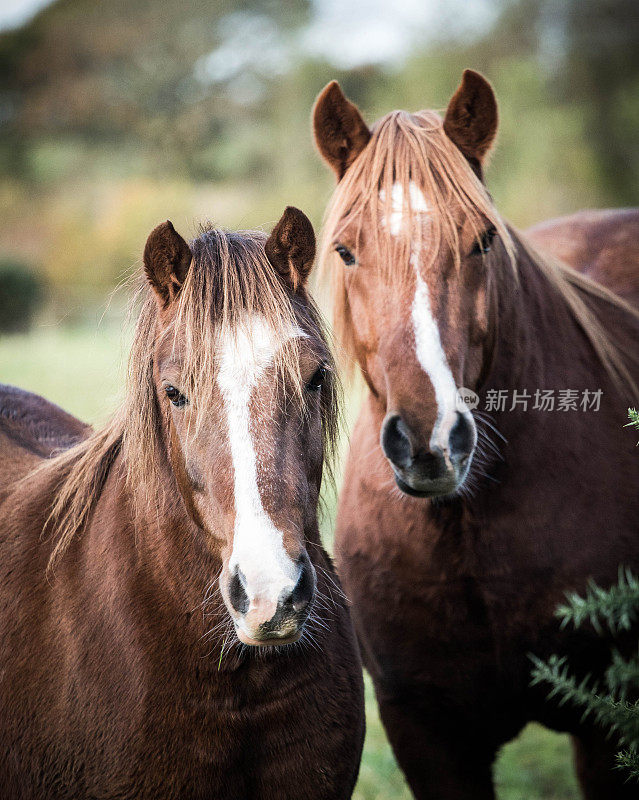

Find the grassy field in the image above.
[{"left": 0, "top": 322, "right": 580, "bottom": 800}]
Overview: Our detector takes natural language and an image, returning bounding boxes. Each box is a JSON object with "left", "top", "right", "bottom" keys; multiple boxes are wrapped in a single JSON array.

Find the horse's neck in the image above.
[
  {"left": 473, "top": 238, "right": 635, "bottom": 492},
  {"left": 65, "top": 447, "right": 224, "bottom": 631},
  {"left": 486, "top": 242, "right": 619, "bottom": 411}
]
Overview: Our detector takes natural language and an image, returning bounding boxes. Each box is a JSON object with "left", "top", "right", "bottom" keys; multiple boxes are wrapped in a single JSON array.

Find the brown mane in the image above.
[
  {"left": 319, "top": 109, "right": 639, "bottom": 394},
  {"left": 36, "top": 225, "right": 339, "bottom": 572}
]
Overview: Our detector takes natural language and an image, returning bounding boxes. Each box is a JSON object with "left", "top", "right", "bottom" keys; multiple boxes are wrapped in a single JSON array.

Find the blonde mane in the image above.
[
  {"left": 319, "top": 109, "right": 639, "bottom": 395},
  {"left": 38, "top": 226, "right": 339, "bottom": 572}
]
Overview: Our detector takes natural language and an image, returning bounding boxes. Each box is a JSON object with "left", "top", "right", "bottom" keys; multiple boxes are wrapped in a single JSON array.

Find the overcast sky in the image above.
[
  {"left": 0, "top": 0, "right": 497, "bottom": 67},
  {"left": 0, "top": 0, "right": 50, "bottom": 29},
  {"left": 304, "top": 0, "right": 496, "bottom": 68}
]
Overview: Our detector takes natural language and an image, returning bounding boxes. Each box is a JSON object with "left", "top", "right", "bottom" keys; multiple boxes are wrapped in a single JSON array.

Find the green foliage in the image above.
[
  {"left": 554, "top": 0, "right": 639, "bottom": 205},
  {"left": 0, "top": 0, "right": 314, "bottom": 180},
  {"left": 0, "top": 259, "right": 44, "bottom": 332},
  {"left": 531, "top": 654, "right": 639, "bottom": 780},
  {"left": 531, "top": 561, "right": 639, "bottom": 781},
  {"left": 626, "top": 408, "right": 639, "bottom": 444},
  {"left": 555, "top": 567, "right": 639, "bottom": 635},
  {"left": 2, "top": 0, "right": 638, "bottom": 295}
]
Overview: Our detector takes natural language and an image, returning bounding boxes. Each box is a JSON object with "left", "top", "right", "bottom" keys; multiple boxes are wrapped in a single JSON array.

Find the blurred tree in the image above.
[
  {"left": 0, "top": 0, "right": 313, "bottom": 179},
  {"left": 552, "top": 0, "right": 639, "bottom": 204},
  {"left": 0, "top": 0, "right": 636, "bottom": 294},
  {"left": 0, "top": 259, "right": 44, "bottom": 332},
  {"left": 485, "top": 0, "right": 639, "bottom": 205}
]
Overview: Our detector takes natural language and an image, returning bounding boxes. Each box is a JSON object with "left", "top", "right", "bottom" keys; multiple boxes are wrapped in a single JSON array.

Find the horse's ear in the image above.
[
  {"left": 143, "top": 221, "right": 192, "bottom": 306},
  {"left": 443, "top": 69, "right": 498, "bottom": 177},
  {"left": 313, "top": 81, "right": 371, "bottom": 180},
  {"left": 265, "top": 206, "right": 316, "bottom": 293}
]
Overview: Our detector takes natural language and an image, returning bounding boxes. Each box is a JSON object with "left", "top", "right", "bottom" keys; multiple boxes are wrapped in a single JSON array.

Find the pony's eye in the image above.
[
  {"left": 165, "top": 385, "right": 188, "bottom": 407},
  {"left": 306, "top": 365, "right": 327, "bottom": 392},
  {"left": 472, "top": 226, "right": 497, "bottom": 256},
  {"left": 335, "top": 244, "right": 356, "bottom": 266}
]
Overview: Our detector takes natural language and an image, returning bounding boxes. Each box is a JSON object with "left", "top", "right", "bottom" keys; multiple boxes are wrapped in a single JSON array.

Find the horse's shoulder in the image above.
[
  {"left": 526, "top": 208, "right": 639, "bottom": 305},
  {"left": 0, "top": 384, "right": 91, "bottom": 457}
]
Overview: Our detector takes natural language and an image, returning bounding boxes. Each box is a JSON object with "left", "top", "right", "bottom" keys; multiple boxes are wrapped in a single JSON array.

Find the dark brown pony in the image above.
[
  {"left": 0, "top": 207, "right": 364, "bottom": 799},
  {"left": 313, "top": 70, "right": 639, "bottom": 799}
]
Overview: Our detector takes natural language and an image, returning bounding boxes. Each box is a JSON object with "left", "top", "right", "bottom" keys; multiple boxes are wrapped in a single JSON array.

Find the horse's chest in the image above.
[
  {"left": 1, "top": 645, "right": 361, "bottom": 800},
  {"left": 184, "top": 672, "right": 361, "bottom": 799},
  {"left": 120, "top": 666, "right": 350, "bottom": 797},
  {"left": 338, "top": 504, "right": 560, "bottom": 691}
]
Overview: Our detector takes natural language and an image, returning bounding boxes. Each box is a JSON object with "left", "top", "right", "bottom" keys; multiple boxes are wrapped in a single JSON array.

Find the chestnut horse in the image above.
[
  {"left": 313, "top": 71, "right": 639, "bottom": 799},
  {"left": 0, "top": 207, "right": 364, "bottom": 799}
]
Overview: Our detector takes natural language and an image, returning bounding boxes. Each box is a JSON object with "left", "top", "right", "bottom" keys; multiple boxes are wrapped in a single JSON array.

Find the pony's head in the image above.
[
  {"left": 133, "top": 207, "right": 337, "bottom": 645},
  {"left": 314, "top": 70, "right": 513, "bottom": 498}
]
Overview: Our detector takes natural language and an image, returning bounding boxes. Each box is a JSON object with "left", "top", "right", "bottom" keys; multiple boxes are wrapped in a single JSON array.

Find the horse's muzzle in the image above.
[
  {"left": 227, "top": 554, "right": 316, "bottom": 646},
  {"left": 381, "top": 411, "right": 476, "bottom": 498}
]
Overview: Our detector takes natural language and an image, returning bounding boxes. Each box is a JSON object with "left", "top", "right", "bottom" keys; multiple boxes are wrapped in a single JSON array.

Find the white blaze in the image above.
[
  {"left": 380, "top": 180, "right": 429, "bottom": 235},
  {"left": 411, "top": 252, "right": 460, "bottom": 454},
  {"left": 381, "top": 181, "right": 465, "bottom": 454},
  {"left": 217, "top": 316, "right": 298, "bottom": 609}
]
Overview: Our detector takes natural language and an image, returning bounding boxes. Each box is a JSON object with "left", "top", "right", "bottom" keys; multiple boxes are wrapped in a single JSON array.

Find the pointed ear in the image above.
[
  {"left": 312, "top": 81, "right": 371, "bottom": 180},
  {"left": 443, "top": 70, "right": 498, "bottom": 178},
  {"left": 265, "top": 207, "right": 316, "bottom": 293},
  {"left": 143, "top": 221, "right": 192, "bottom": 306}
]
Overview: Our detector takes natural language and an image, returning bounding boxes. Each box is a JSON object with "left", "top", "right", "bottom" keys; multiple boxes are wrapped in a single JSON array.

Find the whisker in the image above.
[{"left": 473, "top": 411, "right": 508, "bottom": 444}]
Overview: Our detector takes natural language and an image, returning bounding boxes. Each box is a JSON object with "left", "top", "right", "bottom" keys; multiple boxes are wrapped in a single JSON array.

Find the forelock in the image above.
[{"left": 318, "top": 108, "right": 515, "bottom": 365}]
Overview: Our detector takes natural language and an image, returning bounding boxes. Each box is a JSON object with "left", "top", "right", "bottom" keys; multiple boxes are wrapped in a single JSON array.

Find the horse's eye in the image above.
[
  {"left": 306, "top": 365, "right": 327, "bottom": 392},
  {"left": 165, "top": 385, "right": 188, "bottom": 407},
  {"left": 335, "top": 244, "right": 356, "bottom": 266},
  {"left": 472, "top": 226, "right": 497, "bottom": 256}
]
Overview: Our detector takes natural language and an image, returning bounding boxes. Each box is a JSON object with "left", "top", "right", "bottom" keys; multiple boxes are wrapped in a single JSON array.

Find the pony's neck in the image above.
[
  {"left": 59, "top": 433, "right": 223, "bottom": 629},
  {"left": 485, "top": 229, "right": 596, "bottom": 398},
  {"left": 137, "top": 442, "right": 222, "bottom": 602}
]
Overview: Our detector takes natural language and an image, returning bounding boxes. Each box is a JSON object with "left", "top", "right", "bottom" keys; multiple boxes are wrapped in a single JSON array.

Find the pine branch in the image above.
[
  {"left": 556, "top": 567, "right": 639, "bottom": 635},
  {"left": 626, "top": 408, "right": 639, "bottom": 444},
  {"left": 530, "top": 654, "right": 639, "bottom": 752},
  {"left": 530, "top": 655, "right": 596, "bottom": 713},
  {"left": 606, "top": 650, "right": 639, "bottom": 700},
  {"left": 530, "top": 415, "right": 639, "bottom": 781},
  {"left": 617, "top": 749, "right": 639, "bottom": 781}
]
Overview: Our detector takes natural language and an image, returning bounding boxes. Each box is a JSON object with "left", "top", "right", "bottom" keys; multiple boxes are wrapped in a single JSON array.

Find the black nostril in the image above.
[
  {"left": 283, "top": 554, "right": 315, "bottom": 615},
  {"left": 228, "top": 568, "right": 249, "bottom": 615},
  {"left": 381, "top": 414, "right": 414, "bottom": 469},
  {"left": 449, "top": 412, "right": 474, "bottom": 457}
]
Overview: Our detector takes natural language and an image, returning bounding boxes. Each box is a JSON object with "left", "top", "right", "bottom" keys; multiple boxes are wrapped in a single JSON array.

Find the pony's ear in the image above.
[
  {"left": 143, "top": 221, "right": 192, "bottom": 306},
  {"left": 265, "top": 206, "right": 316, "bottom": 292},
  {"left": 313, "top": 81, "right": 371, "bottom": 180},
  {"left": 443, "top": 69, "right": 498, "bottom": 177}
]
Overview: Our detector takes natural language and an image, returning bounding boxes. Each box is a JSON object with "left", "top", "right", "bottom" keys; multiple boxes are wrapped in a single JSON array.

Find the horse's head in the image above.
[
  {"left": 139, "top": 208, "right": 337, "bottom": 646},
  {"left": 314, "top": 70, "right": 512, "bottom": 499}
]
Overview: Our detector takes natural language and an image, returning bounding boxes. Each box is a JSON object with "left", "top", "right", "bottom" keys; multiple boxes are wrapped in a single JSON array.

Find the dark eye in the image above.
[
  {"left": 335, "top": 244, "right": 356, "bottom": 266},
  {"left": 306, "top": 365, "right": 327, "bottom": 392},
  {"left": 472, "top": 226, "right": 497, "bottom": 256},
  {"left": 165, "top": 385, "right": 188, "bottom": 407}
]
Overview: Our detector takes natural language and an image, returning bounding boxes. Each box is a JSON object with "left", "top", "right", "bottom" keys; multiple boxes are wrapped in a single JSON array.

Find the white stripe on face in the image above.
[
  {"left": 411, "top": 252, "right": 460, "bottom": 454},
  {"left": 216, "top": 316, "right": 301, "bottom": 612},
  {"left": 381, "top": 182, "right": 466, "bottom": 454},
  {"left": 380, "top": 180, "right": 430, "bottom": 236}
]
